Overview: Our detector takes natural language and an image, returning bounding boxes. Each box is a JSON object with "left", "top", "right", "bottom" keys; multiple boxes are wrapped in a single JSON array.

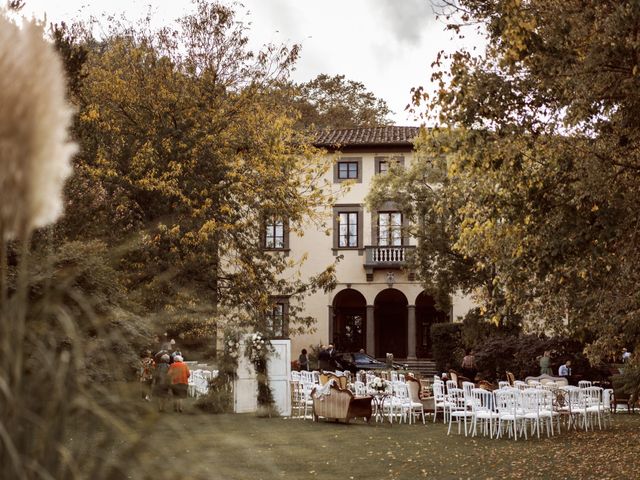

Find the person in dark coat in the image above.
[
  {"left": 152, "top": 354, "right": 171, "bottom": 412},
  {"left": 318, "top": 345, "right": 331, "bottom": 371},
  {"left": 327, "top": 343, "right": 338, "bottom": 370},
  {"left": 298, "top": 348, "right": 309, "bottom": 371},
  {"left": 461, "top": 349, "right": 477, "bottom": 381}
]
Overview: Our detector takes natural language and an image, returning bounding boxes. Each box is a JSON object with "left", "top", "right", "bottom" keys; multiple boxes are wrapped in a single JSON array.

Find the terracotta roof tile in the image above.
[{"left": 314, "top": 126, "right": 419, "bottom": 148}]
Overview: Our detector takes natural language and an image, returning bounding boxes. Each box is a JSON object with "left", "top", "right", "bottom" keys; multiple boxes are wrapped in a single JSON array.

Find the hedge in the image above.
[{"left": 431, "top": 323, "right": 463, "bottom": 373}]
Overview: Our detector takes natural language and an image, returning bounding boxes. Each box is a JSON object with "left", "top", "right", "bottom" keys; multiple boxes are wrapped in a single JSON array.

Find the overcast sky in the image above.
[{"left": 21, "top": 0, "right": 480, "bottom": 126}]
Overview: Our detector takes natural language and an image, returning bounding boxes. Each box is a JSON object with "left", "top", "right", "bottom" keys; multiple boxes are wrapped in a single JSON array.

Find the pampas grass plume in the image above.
[{"left": 0, "top": 13, "right": 76, "bottom": 238}]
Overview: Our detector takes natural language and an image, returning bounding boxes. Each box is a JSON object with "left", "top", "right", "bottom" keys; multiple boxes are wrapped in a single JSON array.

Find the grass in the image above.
[{"left": 131, "top": 402, "right": 640, "bottom": 480}]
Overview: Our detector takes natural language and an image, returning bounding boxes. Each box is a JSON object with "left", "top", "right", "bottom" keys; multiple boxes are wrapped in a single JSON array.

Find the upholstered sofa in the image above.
[
  {"left": 319, "top": 372, "right": 348, "bottom": 389},
  {"left": 524, "top": 374, "right": 569, "bottom": 386},
  {"left": 311, "top": 384, "right": 372, "bottom": 423}
]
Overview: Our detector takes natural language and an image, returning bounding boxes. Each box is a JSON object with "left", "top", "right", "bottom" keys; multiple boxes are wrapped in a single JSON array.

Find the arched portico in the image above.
[
  {"left": 374, "top": 288, "right": 408, "bottom": 358},
  {"left": 331, "top": 288, "right": 367, "bottom": 352}
]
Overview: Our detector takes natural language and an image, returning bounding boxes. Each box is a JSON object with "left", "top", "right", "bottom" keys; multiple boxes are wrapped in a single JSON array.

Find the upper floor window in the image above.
[
  {"left": 333, "top": 204, "right": 363, "bottom": 250},
  {"left": 338, "top": 161, "right": 358, "bottom": 179},
  {"left": 333, "top": 157, "right": 362, "bottom": 183},
  {"left": 264, "top": 215, "right": 288, "bottom": 250},
  {"left": 339, "top": 212, "right": 359, "bottom": 247},
  {"left": 378, "top": 212, "right": 402, "bottom": 246},
  {"left": 375, "top": 156, "right": 405, "bottom": 175}
]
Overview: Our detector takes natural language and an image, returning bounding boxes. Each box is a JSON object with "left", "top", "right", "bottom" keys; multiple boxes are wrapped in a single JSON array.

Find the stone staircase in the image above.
[{"left": 384, "top": 358, "right": 438, "bottom": 378}]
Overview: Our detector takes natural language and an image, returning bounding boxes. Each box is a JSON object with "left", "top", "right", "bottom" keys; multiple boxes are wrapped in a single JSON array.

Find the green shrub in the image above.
[
  {"left": 195, "top": 378, "right": 234, "bottom": 413},
  {"left": 472, "top": 333, "right": 609, "bottom": 382},
  {"left": 431, "top": 323, "right": 463, "bottom": 372},
  {"left": 472, "top": 333, "right": 518, "bottom": 380},
  {"left": 460, "top": 308, "right": 520, "bottom": 350}
]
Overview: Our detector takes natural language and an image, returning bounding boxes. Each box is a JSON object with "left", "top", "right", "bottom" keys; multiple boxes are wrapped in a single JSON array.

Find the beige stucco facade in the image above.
[{"left": 280, "top": 129, "right": 475, "bottom": 360}]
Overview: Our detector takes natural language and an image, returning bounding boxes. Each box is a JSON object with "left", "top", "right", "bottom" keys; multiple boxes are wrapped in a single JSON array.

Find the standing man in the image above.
[
  {"left": 558, "top": 360, "right": 572, "bottom": 380},
  {"left": 461, "top": 349, "right": 478, "bottom": 381},
  {"left": 327, "top": 343, "right": 337, "bottom": 370},
  {"left": 318, "top": 345, "right": 330, "bottom": 371},
  {"left": 622, "top": 348, "right": 632, "bottom": 363}
]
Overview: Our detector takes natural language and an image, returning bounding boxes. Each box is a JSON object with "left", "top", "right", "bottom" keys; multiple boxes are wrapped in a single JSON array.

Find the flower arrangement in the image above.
[
  {"left": 246, "top": 332, "right": 267, "bottom": 363},
  {"left": 245, "top": 332, "right": 276, "bottom": 413},
  {"left": 225, "top": 337, "right": 239, "bottom": 360},
  {"left": 370, "top": 376, "right": 388, "bottom": 393}
]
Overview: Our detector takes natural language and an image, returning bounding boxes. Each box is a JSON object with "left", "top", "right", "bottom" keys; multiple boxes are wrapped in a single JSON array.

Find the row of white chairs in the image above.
[
  {"left": 187, "top": 369, "right": 217, "bottom": 397},
  {"left": 434, "top": 379, "right": 613, "bottom": 440},
  {"left": 352, "top": 379, "right": 425, "bottom": 424},
  {"left": 289, "top": 370, "right": 424, "bottom": 424}
]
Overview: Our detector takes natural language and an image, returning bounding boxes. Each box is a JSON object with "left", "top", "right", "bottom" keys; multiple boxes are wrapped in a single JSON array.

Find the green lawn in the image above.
[{"left": 135, "top": 404, "right": 640, "bottom": 480}]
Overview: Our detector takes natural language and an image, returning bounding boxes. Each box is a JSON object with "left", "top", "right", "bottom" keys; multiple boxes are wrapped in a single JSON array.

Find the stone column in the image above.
[
  {"left": 328, "top": 305, "right": 334, "bottom": 344},
  {"left": 366, "top": 305, "right": 375, "bottom": 356},
  {"left": 407, "top": 305, "right": 417, "bottom": 360}
]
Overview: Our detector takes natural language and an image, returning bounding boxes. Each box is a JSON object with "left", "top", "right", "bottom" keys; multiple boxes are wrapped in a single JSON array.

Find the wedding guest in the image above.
[
  {"left": 168, "top": 355, "right": 190, "bottom": 412},
  {"left": 327, "top": 343, "right": 337, "bottom": 370},
  {"left": 298, "top": 348, "right": 309, "bottom": 371},
  {"left": 558, "top": 360, "right": 572, "bottom": 379},
  {"left": 461, "top": 349, "right": 477, "bottom": 380},
  {"left": 152, "top": 354, "right": 171, "bottom": 412},
  {"left": 318, "top": 345, "right": 331, "bottom": 371},
  {"left": 139, "top": 350, "right": 155, "bottom": 401},
  {"left": 539, "top": 350, "right": 553, "bottom": 375},
  {"left": 160, "top": 333, "right": 171, "bottom": 351}
]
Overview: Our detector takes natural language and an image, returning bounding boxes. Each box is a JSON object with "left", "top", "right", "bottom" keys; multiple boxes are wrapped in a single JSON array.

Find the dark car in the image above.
[{"left": 333, "top": 352, "right": 408, "bottom": 373}]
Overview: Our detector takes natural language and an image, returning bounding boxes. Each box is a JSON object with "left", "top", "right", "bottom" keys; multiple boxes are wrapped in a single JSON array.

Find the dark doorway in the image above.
[
  {"left": 374, "top": 288, "right": 408, "bottom": 358},
  {"left": 415, "top": 292, "right": 448, "bottom": 358},
  {"left": 332, "top": 289, "right": 366, "bottom": 352}
]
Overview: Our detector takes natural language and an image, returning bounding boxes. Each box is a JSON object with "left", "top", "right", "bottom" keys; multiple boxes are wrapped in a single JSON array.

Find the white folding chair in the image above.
[
  {"left": 447, "top": 388, "right": 474, "bottom": 436},
  {"left": 406, "top": 380, "right": 426, "bottom": 424},
  {"left": 521, "top": 388, "right": 555, "bottom": 438},
  {"left": 495, "top": 389, "right": 526, "bottom": 441},
  {"left": 461, "top": 381, "right": 475, "bottom": 409},
  {"left": 581, "top": 386, "right": 604, "bottom": 431},
  {"left": 432, "top": 380, "right": 450, "bottom": 423},
  {"left": 470, "top": 388, "right": 498, "bottom": 438}
]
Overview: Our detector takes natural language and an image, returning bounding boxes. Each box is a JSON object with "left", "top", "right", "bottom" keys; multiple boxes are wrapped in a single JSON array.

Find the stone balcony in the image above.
[{"left": 363, "top": 245, "right": 416, "bottom": 281}]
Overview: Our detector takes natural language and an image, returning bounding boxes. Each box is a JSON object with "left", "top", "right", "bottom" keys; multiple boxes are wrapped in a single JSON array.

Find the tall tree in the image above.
[
  {"left": 374, "top": 0, "right": 640, "bottom": 360},
  {"left": 58, "top": 1, "right": 336, "bottom": 336},
  {"left": 292, "top": 73, "right": 392, "bottom": 130}
]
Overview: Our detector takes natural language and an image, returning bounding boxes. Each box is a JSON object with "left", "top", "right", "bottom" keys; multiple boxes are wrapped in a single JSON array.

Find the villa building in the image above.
[{"left": 269, "top": 126, "right": 473, "bottom": 362}]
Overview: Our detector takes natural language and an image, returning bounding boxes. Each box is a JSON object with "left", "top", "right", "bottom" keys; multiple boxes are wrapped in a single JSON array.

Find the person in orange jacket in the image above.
[{"left": 168, "top": 355, "right": 190, "bottom": 412}]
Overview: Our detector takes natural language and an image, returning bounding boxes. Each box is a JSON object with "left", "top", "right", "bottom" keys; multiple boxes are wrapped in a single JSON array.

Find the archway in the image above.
[
  {"left": 374, "top": 288, "right": 408, "bottom": 358},
  {"left": 415, "top": 292, "right": 448, "bottom": 358},
  {"left": 332, "top": 289, "right": 367, "bottom": 352}
]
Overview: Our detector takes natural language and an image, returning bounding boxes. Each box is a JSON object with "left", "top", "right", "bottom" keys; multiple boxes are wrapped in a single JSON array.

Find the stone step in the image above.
[{"left": 378, "top": 358, "right": 438, "bottom": 378}]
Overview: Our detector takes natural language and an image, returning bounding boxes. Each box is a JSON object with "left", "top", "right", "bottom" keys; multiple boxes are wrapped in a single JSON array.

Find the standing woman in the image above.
[
  {"left": 298, "top": 348, "right": 309, "bottom": 371},
  {"left": 139, "top": 350, "right": 155, "bottom": 401},
  {"left": 152, "top": 354, "right": 171, "bottom": 412},
  {"left": 168, "top": 355, "right": 190, "bottom": 412},
  {"left": 539, "top": 350, "right": 553, "bottom": 375}
]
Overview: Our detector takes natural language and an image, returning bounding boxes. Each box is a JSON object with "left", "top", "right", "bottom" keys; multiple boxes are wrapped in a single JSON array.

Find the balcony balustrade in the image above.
[{"left": 363, "top": 245, "right": 415, "bottom": 281}]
